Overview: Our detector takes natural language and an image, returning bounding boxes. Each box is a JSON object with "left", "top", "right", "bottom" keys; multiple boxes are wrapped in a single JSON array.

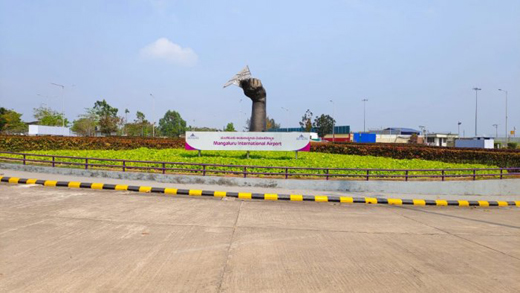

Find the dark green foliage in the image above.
[{"left": 310, "top": 142, "right": 520, "bottom": 168}]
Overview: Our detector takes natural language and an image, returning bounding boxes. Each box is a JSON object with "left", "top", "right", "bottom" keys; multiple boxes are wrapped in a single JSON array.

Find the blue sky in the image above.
[{"left": 0, "top": 0, "right": 519, "bottom": 136}]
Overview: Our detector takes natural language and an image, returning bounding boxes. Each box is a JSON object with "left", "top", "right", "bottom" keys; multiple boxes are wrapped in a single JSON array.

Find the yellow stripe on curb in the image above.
[
  {"left": 91, "top": 183, "right": 104, "bottom": 190},
  {"left": 214, "top": 191, "right": 226, "bottom": 197},
  {"left": 8, "top": 177, "right": 20, "bottom": 184},
  {"left": 516, "top": 201, "right": 520, "bottom": 207},
  {"left": 458, "top": 200, "right": 470, "bottom": 207},
  {"left": 68, "top": 182, "right": 81, "bottom": 188},
  {"left": 238, "top": 192, "right": 252, "bottom": 200},
  {"left": 315, "top": 195, "right": 328, "bottom": 202},
  {"left": 115, "top": 185, "right": 128, "bottom": 191},
  {"left": 340, "top": 197, "right": 354, "bottom": 203},
  {"left": 290, "top": 194, "right": 303, "bottom": 201},
  {"left": 478, "top": 201, "right": 490, "bottom": 207},
  {"left": 139, "top": 186, "right": 152, "bottom": 193},
  {"left": 265, "top": 194, "right": 278, "bottom": 200},
  {"left": 436, "top": 200, "right": 448, "bottom": 206},
  {"left": 413, "top": 199, "right": 426, "bottom": 206},
  {"left": 365, "top": 198, "right": 377, "bottom": 204},
  {"left": 44, "top": 180, "right": 57, "bottom": 187},
  {"left": 26, "top": 179, "right": 37, "bottom": 184},
  {"left": 189, "top": 189, "right": 202, "bottom": 196},
  {"left": 388, "top": 198, "right": 403, "bottom": 205},
  {"left": 164, "top": 188, "right": 177, "bottom": 195},
  {"left": 497, "top": 201, "right": 508, "bottom": 207}
]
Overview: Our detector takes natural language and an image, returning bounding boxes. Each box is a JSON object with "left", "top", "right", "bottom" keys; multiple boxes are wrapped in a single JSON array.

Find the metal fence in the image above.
[{"left": 0, "top": 151, "right": 519, "bottom": 181}]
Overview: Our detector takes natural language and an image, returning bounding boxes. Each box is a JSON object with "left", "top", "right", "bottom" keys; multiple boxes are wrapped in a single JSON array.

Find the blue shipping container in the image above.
[{"left": 354, "top": 133, "right": 376, "bottom": 143}]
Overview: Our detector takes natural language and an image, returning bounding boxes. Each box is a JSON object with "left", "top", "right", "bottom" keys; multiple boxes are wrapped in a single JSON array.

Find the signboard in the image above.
[{"left": 185, "top": 132, "right": 311, "bottom": 152}]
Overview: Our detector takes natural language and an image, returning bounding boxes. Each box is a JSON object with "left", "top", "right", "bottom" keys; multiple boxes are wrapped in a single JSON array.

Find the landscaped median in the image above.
[{"left": 2, "top": 176, "right": 519, "bottom": 208}]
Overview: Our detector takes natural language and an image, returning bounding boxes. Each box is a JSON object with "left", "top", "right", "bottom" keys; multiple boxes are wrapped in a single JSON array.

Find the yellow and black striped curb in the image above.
[{"left": 1, "top": 176, "right": 519, "bottom": 207}]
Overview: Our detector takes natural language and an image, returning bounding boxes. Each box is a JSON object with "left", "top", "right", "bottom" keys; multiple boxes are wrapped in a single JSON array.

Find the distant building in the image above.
[
  {"left": 425, "top": 133, "right": 459, "bottom": 147},
  {"left": 29, "top": 125, "right": 75, "bottom": 136},
  {"left": 455, "top": 137, "right": 494, "bottom": 149}
]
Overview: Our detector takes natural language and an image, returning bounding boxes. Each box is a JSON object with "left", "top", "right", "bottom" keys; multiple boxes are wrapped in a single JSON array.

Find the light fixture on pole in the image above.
[
  {"left": 457, "top": 122, "right": 462, "bottom": 137},
  {"left": 498, "top": 89, "right": 508, "bottom": 142},
  {"left": 492, "top": 124, "right": 498, "bottom": 138},
  {"left": 362, "top": 99, "right": 368, "bottom": 132},
  {"left": 50, "top": 82, "right": 65, "bottom": 127},
  {"left": 329, "top": 100, "right": 335, "bottom": 143},
  {"left": 149, "top": 94, "right": 155, "bottom": 137},
  {"left": 281, "top": 107, "right": 289, "bottom": 132},
  {"left": 472, "top": 87, "right": 481, "bottom": 137}
]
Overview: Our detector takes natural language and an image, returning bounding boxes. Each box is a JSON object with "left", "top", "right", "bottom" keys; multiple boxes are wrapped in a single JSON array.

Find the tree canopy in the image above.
[
  {"left": 33, "top": 106, "right": 69, "bottom": 127},
  {"left": 158, "top": 110, "right": 186, "bottom": 137},
  {"left": 313, "top": 114, "right": 335, "bottom": 138}
]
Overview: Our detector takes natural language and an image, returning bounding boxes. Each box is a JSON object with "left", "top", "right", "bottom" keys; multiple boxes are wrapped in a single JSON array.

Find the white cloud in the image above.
[{"left": 140, "top": 38, "right": 198, "bottom": 67}]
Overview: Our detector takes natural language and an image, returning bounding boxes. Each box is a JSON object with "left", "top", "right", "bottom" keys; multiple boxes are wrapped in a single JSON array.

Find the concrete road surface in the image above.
[{"left": 0, "top": 184, "right": 519, "bottom": 292}]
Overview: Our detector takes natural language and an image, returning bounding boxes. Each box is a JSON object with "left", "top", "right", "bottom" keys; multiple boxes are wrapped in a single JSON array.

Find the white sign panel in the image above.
[{"left": 185, "top": 132, "right": 311, "bottom": 152}]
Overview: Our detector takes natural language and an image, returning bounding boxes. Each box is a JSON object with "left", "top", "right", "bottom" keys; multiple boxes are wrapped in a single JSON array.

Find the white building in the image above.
[
  {"left": 455, "top": 137, "right": 494, "bottom": 149},
  {"left": 29, "top": 125, "right": 75, "bottom": 136},
  {"left": 425, "top": 133, "right": 459, "bottom": 147}
]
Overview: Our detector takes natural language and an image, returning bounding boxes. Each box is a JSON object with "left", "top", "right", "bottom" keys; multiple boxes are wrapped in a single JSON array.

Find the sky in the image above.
[{"left": 0, "top": 0, "right": 519, "bottom": 137}]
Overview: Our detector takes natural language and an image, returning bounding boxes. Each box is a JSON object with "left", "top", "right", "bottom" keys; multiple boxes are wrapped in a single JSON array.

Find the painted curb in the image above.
[{"left": 1, "top": 176, "right": 519, "bottom": 207}]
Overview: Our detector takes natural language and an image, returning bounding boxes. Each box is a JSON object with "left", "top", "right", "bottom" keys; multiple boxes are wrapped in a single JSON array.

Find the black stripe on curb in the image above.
[{"left": 1, "top": 176, "right": 519, "bottom": 208}]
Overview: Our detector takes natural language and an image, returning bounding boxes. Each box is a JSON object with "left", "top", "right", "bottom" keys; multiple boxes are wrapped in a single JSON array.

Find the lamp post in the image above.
[
  {"left": 149, "top": 94, "right": 155, "bottom": 137},
  {"left": 281, "top": 107, "right": 289, "bottom": 132},
  {"left": 498, "top": 89, "right": 508, "bottom": 142},
  {"left": 492, "top": 124, "right": 498, "bottom": 138},
  {"left": 458, "top": 122, "right": 462, "bottom": 137},
  {"left": 472, "top": 87, "right": 481, "bottom": 137},
  {"left": 330, "top": 100, "right": 335, "bottom": 142},
  {"left": 50, "top": 83, "right": 65, "bottom": 127},
  {"left": 362, "top": 99, "right": 368, "bottom": 132}
]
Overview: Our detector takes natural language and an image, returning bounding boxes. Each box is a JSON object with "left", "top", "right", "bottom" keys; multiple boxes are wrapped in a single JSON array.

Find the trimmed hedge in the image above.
[
  {"left": 0, "top": 135, "right": 184, "bottom": 151},
  {"left": 310, "top": 142, "right": 520, "bottom": 168}
]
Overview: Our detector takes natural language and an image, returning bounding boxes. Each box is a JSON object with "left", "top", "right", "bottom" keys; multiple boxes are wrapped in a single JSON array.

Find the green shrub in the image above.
[{"left": 507, "top": 142, "right": 518, "bottom": 149}]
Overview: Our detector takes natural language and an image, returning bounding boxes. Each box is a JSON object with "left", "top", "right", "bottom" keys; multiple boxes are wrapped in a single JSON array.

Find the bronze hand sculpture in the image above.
[{"left": 240, "top": 78, "right": 267, "bottom": 132}]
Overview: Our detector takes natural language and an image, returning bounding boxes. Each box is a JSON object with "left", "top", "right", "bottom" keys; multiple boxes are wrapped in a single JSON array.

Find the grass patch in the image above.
[{"left": 1, "top": 148, "right": 500, "bottom": 179}]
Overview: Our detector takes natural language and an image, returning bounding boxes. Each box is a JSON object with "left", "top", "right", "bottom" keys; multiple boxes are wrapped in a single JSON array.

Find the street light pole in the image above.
[
  {"left": 149, "top": 94, "right": 155, "bottom": 137},
  {"left": 457, "top": 122, "right": 462, "bottom": 137},
  {"left": 498, "top": 89, "right": 508, "bottom": 142},
  {"left": 493, "top": 124, "right": 498, "bottom": 138},
  {"left": 50, "top": 83, "right": 65, "bottom": 127},
  {"left": 472, "top": 87, "right": 481, "bottom": 137},
  {"left": 330, "top": 100, "right": 335, "bottom": 143},
  {"left": 362, "top": 99, "right": 368, "bottom": 132}
]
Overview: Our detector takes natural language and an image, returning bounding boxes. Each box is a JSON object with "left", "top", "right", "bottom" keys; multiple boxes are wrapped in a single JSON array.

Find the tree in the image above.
[
  {"left": 313, "top": 114, "right": 335, "bottom": 138},
  {"left": 158, "top": 110, "right": 186, "bottom": 137},
  {"left": 266, "top": 116, "right": 280, "bottom": 130},
  {"left": 224, "top": 122, "right": 236, "bottom": 132},
  {"left": 93, "top": 100, "right": 120, "bottom": 136},
  {"left": 299, "top": 109, "right": 313, "bottom": 132},
  {"left": 33, "top": 106, "right": 69, "bottom": 127},
  {"left": 0, "top": 107, "right": 27, "bottom": 134},
  {"left": 71, "top": 108, "right": 97, "bottom": 136},
  {"left": 125, "top": 111, "right": 152, "bottom": 137}
]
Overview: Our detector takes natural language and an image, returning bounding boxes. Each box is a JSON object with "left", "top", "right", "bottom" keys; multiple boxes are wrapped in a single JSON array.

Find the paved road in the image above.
[{"left": 1, "top": 184, "right": 519, "bottom": 292}]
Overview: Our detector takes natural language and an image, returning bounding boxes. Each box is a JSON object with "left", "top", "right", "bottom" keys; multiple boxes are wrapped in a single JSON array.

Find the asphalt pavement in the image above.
[{"left": 1, "top": 183, "right": 519, "bottom": 292}]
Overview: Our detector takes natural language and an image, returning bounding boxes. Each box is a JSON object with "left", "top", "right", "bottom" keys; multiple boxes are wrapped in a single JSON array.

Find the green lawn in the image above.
[{"left": 4, "top": 148, "right": 498, "bottom": 178}]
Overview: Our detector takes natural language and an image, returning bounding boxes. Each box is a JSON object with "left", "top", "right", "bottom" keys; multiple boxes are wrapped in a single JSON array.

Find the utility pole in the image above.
[
  {"left": 50, "top": 83, "right": 65, "bottom": 127},
  {"left": 498, "top": 89, "right": 508, "bottom": 142},
  {"left": 458, "top": 122, "right": 462, "bottom": 137},
  {"left": 473, "top": 87, "right": 481, "bottom": 137},
  {"left": 362, "top": 99, "right": 368, "bottom": 132},
  {"left": 330, "top": 100, "right": 335, "bottom": 142},
  {"left": 149, "top": 94, "right": 155, "bottom": 137}
]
